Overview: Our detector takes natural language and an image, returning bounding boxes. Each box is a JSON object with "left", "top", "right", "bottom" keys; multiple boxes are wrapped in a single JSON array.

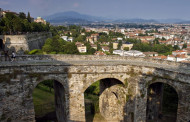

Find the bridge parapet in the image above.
[{"left": 0, "top": 54, "right": 189, "bottom": 68}]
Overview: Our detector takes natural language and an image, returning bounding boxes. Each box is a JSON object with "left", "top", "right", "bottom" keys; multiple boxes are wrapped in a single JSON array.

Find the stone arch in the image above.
[
  {"left": 32, "top": 77, "right": 68, "bottom": 122},
  {"left": 146, "top": 79, "right": 179, "bottom": 122},
  {"left": 147, "top": 76, "right": 180, "bottom": 96},
  {"left": 0, "top": 38, "right": 4, "bottom": 50},
  {"left": 84, "top": 76, "right": 126, "bottom": 121},
  {"left": 83, "top": 74, "right": 125, "bottom": 93}
]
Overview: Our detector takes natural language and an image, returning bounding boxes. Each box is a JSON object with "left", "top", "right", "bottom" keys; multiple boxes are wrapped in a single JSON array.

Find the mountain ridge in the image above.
[{"left": 44, "top": 11, "right": 190, "bottom": 24}]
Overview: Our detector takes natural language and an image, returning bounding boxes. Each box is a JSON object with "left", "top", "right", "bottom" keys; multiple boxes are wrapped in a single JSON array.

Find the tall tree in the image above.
[
  {"left": 19, "top": 12, "right": 26, "bottom": 19},
  {"left": 27, "top": 12, "right": 31, "bottom": 22}
]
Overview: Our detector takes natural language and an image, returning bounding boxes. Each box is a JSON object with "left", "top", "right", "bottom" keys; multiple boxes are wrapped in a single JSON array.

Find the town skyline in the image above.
[{"left": 1, "top": 0, "right": 190, "bottom": 20}]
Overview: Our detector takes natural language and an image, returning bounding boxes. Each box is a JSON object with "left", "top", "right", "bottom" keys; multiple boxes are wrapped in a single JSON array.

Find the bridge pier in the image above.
[
  {"left": 54, "top": 81, "right": 67, "bottom": 122},
  {"left": 99, "top": 78, "right": 127, "bottom": 121},
  {"left": 146, "top": 82, "right": 163, "bottom": 121}
]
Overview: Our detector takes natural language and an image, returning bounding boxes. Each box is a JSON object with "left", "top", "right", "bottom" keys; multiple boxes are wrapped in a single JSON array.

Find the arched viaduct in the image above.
[{"left": 0, "top": 55, "right": 190, "bottom": 122}]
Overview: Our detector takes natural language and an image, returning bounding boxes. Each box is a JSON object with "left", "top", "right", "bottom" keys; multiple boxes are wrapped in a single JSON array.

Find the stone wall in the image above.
[
  {"left": 1, "top": 54, "right": 190, "bottom": 68},
  {"left": 0, "top": 32, "right": 52, "bottom": 53},
  {"left": 0, "top": 57, "right": 190, "bottom": 122}
]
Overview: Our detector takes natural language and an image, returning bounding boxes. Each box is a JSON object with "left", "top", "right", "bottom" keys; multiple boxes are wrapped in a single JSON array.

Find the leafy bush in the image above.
[{"left": 28, "top": 49, "right": 42, "bottom": 55}]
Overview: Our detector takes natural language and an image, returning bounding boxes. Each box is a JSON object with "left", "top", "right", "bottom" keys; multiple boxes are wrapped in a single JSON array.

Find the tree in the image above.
[
  {"left": 42, "top": 80, "right": 54, "bottom": 92},
  {"left": 124, "top": 47, "right": 129, "bottom": 51},
  {"left": 19, "top": 12, "right": 26, "bottom": 19},
  {"left": 75, "top": 35, "right": 86, "bottom": 42},
  {"left": 4, "top": 12, "right": 17, "bottom": 34},
  {"left": 117, "top": 40, "right": 122, "bottom": 50},
  {"left": 153, "top": 38, "right": 160, "bottom": 45},
  {"left": 27, "top": 12, "right": 31, "bottom": 22},
  {"left": 97, "top": 43, "right": 101, "bottom": 51},
  {"left": 182, "top": 43, "right": 187, "bottom": 49},
  {"left": 64, "top": 42, "right": 79, "bottom": 54},
  {"left": 109, "top": 43, "right": 113, "bottom": 53},
  {"left": 173, "top": 45, "right": 180, "bottom": 50}
]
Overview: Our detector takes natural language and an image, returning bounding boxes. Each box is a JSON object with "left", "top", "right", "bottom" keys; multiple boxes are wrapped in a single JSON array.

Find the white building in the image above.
[
  {"left": 113, "top": 50, "right": 145, "bottom": 57},
  {"left": 123, "top": 50, "right": 145, "bottom": 57},
  {"left": 113, "top": 50, "right": 124, "bottom": 56},
  {"left": 61, "top": 36, "right": 68, "bottom": 41}
]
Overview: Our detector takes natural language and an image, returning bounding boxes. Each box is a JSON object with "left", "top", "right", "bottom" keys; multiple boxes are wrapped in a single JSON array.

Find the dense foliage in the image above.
[{"left": 0, "top": 12, "right": 50, "bottom": 35}]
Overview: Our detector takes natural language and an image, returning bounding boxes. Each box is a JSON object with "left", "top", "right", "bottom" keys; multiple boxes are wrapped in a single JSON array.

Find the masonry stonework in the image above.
[
  {"left": 0, "top": 55, "right": 190, "bottom": 122},
  {"left": 0, "top": 32, "right": 52, "bottom": 53}
]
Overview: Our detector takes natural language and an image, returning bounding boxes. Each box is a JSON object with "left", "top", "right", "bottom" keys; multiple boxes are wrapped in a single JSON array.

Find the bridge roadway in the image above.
[{"left": 1, "top": 59, "right": 190, "bottom": 75}]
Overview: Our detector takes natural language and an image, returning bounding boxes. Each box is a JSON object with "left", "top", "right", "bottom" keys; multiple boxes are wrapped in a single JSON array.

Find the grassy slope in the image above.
[{"left": 32, "top": 85, "right": 55, "bottom": 117}]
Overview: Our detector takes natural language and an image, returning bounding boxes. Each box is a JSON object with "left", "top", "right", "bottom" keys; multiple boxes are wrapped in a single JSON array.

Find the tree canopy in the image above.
[{"left": 0, "top": 12, "right": 50, "bottom": 35}]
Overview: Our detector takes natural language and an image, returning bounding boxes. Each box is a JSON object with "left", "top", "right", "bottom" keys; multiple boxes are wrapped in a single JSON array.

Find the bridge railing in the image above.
[{"left": 0, "top": 54, "right": 189, "bottom": 67}]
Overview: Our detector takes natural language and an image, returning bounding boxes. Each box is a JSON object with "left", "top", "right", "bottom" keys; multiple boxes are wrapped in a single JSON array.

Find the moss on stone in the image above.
[
  {"left": 28, "top": 73, "right": 42, "bottom": 80},
  {"left": 68, "top": 73, "right": 72, "bottom": 79},
  {"left": 124, "top": 78, "right": 128, "bottom": 88},
  {"left": 163, "top": 73, "right": 171, "bottom": 79},
  {"left": 84, "top": 74, "right": 87, "bottom": 78},
  {"left": 152, "top": 76, "right": 158, "bottom": 82},
  {"left": 0, "top": 113, "right": 6, "bottom": 121},
  {"left": 64, "top": 67, "right": 69, "bottom": 72},
  {"left": 0, "top": 74, "right": 11, "bottom": 83},
  {"left": 147, "top": 71, "right": 153, "bottom": 75}
]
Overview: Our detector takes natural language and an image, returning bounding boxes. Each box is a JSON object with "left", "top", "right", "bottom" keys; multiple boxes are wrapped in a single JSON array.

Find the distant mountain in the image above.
[
  {"left": 113, "top": 18, "right": 158, "bottom": 23},
  {"left": 44, "top": 11, "right": 190, "bottom": 24},
  {"left": 44, "top": 11, "right": 105, "bottom": 24},
  {"left": 157, "top": 19, "right": 187, "bottom": 24},
  {"left": 176, "top": 21, "right": 190, "bottom": 24}
]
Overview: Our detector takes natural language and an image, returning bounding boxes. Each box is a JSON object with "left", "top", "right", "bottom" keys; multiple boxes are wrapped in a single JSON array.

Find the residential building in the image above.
[
  {"left": 34, "top": 17, "right": 46, "bottom": 24},
  {"left": 75, "top": 42, "right": 87, "bottom": 53},
  {"left": 143, "top": 52, "right": 158, "bottom": 57},
  {"left": 94, "top": 51, "right": 106, "bottom": 56},
  {"left": 123, "top": 50, "right": 145, "bottom": 57},
  {"left": 121, "top": 43, "right": 133, "bottom": 50},
  {"left": 102, "top": 46, "right": 109, "bottom": 52}
]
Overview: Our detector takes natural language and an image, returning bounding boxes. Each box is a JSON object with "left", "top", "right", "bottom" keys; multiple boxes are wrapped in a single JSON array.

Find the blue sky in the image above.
[{"left": 1, "top": 0, "right": 190, "bottom": 20}]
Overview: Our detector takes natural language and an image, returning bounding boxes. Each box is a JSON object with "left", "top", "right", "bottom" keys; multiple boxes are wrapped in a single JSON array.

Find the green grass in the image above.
[{"left": 32, "top": 84, "right": 55, "bottom": 117}]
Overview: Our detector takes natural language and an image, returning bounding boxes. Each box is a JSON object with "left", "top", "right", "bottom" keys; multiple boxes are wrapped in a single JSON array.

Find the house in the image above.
[
  {"left": 68, "top": 37, "right": 73, "bottom": 42},
  {"left": 86, "top": 37, "right": 94, "bottom": 44},
  {"left": 159, "top": 39, "right": 173, "bottom": 45},
  {"left": 75, "top": 42, "right": 87, "bottom": 53},
  {"left": 113, "top": 42, "right": 118, "bottom": 49},
  {"left": 91, "top": 44, "right": 97, "bottom": 50},
  {"left": 143, "top": 52, "right": 158, "bottom": 57},
  {"left": 172, "top": 50, "right": 187, "bottom": 56},
  {"left": 121, "top": 42, "right": 133, "bottom": 50},
  {"left": 102, "top": 46, "right": 110, "bottom": 52},
  {"left": 167, "top": 54, "right": 188, "bottom": 62},
  {"left": 91, "top": 33, "right": 99, "bottom": 42},
  {"left": 61, "top": 36, "right": 68, "bottom": 41},
  {"left": 152, "top": 55, "right": 167, "bottom": 60},
  {"left": 117, "top": 37, "right": 123, "bottom": 41},
  {"left": 94, "top": 51, "right": 106, "bottom": 56},
  {"left": 34, "top": 17, "right": 46, "bottom": 24}
]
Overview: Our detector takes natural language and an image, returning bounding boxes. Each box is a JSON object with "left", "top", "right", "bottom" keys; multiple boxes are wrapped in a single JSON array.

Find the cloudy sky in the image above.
[{"left": 1, "top": 0, "right": 190, "bottom": 20}]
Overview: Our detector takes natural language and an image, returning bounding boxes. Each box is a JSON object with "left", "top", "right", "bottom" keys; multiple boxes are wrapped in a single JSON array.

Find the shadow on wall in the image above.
[{"left": 0, "top": 55, "right": 72, "bottom": 122}]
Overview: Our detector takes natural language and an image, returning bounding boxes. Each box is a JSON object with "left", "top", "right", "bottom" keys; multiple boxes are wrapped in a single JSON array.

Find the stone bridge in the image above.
[{"left": 0, "top": 55, "right": 190, "bottom": 122}]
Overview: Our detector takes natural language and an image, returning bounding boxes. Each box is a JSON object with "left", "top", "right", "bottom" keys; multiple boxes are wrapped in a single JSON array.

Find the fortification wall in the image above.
[{"left": 0, "top": 32, "right": 52, "bottom": 53}]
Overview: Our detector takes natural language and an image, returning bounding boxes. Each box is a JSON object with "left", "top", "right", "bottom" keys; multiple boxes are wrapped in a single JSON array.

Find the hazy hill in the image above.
[{"left": 44, "top": 11, "right": 190, "bottom": 24}]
